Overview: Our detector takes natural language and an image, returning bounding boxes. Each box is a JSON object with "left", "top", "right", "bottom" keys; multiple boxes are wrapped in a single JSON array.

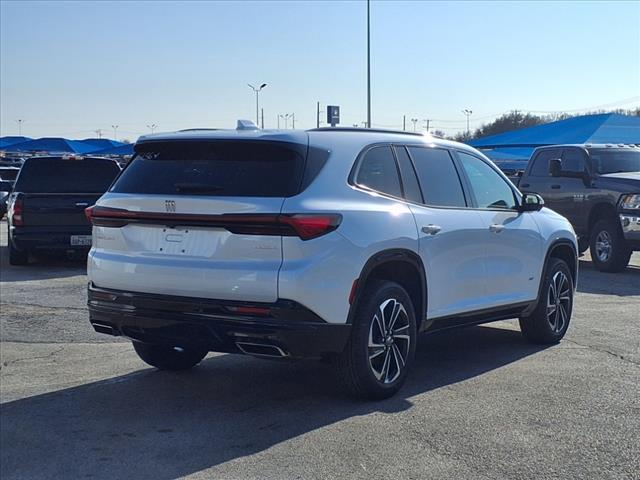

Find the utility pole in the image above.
[
  {"left": 291, "top": 113, "right": 295, "bottom": 129},
  {"left": 248, "top": 83, "right": 267, "bottom": 126},
  {"left": 15, "top": 119, "right": 25, "bottom": 135},
  {"left": 424, "top": 119, "right": 430, "bottom": 133},
  {"left": 111, "top": 125, "right": 119, "bottom": 140},
  {"left": 277, "top": 115, "right": 280, "bottom": 129},
  {"left": 366, "top": 0, "right": 371, "bottom": 128},
  {"left": 411, "top": 118, "right": 418, "bottom": 132},
  {"left": 403, "top": 115, "right": 406, "bottom": 131},
  {"left": 316, "top": 101, "right": 320, "bottom": 128},
  {"left": 261, "top": 108, "right": 264, "bottom": 129},
  {"left": 462, "top": 109, "right": 473, "bottom": 136}
]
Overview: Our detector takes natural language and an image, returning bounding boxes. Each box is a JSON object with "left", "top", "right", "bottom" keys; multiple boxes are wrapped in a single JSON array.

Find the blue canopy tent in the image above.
[
  {"left": 90, "top": 143, "right": 134, "bottom": 156},
  {"left": 79, "top": 138, "right": 125, "bottom": 151},
  {"left": 470, "top": 113, "right": 640, "bottom": 149},
  {"left": 0, "top": 136, "right": 32, "bottom": 148},
  {"left": 6, "top": 137, "right": 99, "bottom": 154}
]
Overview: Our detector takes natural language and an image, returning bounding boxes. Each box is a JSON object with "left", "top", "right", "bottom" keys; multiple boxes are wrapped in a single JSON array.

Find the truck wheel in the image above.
[
  {"left": 9, "top": 242, "right": 28, "bottom": 266},
  {"left": 589, "top": 219, "right": 631, "bottom": 273},
  {"left": 335, "top": 280, "right": 417, "bottom": 400},
  {"left": 132, "top": 342, "right": 208, "bottom": 370},
  {"left": 519, "top": 258, "right": 573, "bottom": 344}
]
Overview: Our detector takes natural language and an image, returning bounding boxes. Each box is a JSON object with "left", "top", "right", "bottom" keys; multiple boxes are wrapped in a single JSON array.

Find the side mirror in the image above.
[
  {"left": 549, "top": 159, "right": 562, "bottom": 177},
  {"left": 519, "top": 192, "right": 545, "bottom": 212}
]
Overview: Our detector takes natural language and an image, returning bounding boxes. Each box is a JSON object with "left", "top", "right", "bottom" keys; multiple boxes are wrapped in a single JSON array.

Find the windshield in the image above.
[{"left": 589, "top": 149, "right": 640, "bottom": 174}]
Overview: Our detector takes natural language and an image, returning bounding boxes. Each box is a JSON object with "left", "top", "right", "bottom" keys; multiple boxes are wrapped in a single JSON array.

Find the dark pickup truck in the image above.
[
  {"left": 517, "top": 144, "right": 640, "bottom": 272},
  {"left": 6, "top": 156, "right": 121, "bottom": 265}
]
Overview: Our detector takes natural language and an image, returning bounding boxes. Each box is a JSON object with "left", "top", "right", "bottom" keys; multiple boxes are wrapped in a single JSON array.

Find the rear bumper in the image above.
[
  {"left": 87, "top": 284, "right": 351, "bottom": 360},
  {"left": 620, "top": 213, "right": 640, "bottom": 249},
  {"left": 10, "top": 226, "right": 92, "bottom": 252}
]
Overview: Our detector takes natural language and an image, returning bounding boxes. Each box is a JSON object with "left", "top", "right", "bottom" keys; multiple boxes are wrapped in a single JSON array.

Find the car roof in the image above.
[{"left": 534, "top": 144, "right": 640, "bottom": 150}]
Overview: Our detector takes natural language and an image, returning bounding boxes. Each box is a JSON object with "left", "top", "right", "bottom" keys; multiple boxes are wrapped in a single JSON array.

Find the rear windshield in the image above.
[
  {"left": 14, "top": 158, "right": 120, "bottom": 193},
  {"left": 111, "top": 141, "right": 306, "bottom": 197},
  {"left": 0, "top": 168, "right": 19, "bottom": 181}
]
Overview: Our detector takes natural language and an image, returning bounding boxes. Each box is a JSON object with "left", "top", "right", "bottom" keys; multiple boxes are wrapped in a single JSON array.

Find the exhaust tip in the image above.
[
  {"left": 91, "top": 322, "right": 117, "bottom": 336},
  {"left": 236, "top": 341, "right": 288, "bottom": 358}
]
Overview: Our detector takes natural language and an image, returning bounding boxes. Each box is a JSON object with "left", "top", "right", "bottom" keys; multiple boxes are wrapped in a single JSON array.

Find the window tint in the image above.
[
  {"left": 14, "top": 158, "right": 120, "bottom": 193},
  {"left": 356, "top": 146, "right": 402, "bottom": 198},
  {"left": 457, "top": 152, "right": 517, "bottom": 210},
  {"left": 407, "top": 147, "right": 466, "bottom": 207},
  {"left": 393, "top": 146, "right": 423, "bottom": 203},
  {"left": 561, "top": 148, "right": 587, "bottom": 173},
  {"left": 111, "top": 141, "right": 305, "bottom": 197},
  {"left": 529, "top": 149, "right": 562, "bottom": 176}
]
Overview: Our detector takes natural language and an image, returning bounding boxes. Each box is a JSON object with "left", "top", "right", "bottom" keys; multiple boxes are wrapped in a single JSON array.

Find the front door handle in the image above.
[
  {"left": 489, "top": 224, "right": 505, "bottom": 233},
  {"left": 422, "top": 224, "right": 442, "bottom": 235},
  {"left": 520, "top": 183, "right": 530, "bottom": 188},
  {"left": 550, "top": 184, "right": 561, "bottom": 189}
]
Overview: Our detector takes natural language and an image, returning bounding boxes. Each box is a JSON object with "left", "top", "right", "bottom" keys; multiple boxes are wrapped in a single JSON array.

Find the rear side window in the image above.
[
  {"left": 529, "top": 149, "right": 561, "bottom": 177},
  {"left": 14, "top": 158, "right": 120, "bottom": 193},
  {"left": 0, "top": 168, "right": 19, "bottom": 181},
  {"left": 355, "top": 146, "right": 402, "bottom": 198},
  {"left": 407, "top": 147, "right": 466, "bottom": 207},
  {"left": 112, "top": 141, "right": 305, "bottom": 197}
]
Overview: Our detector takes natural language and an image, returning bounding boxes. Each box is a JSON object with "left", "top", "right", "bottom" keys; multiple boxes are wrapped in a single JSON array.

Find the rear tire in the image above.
[
  {"left": 519, "top": 258, "right": 573, "bottom": 344},
  {"left": 335, "top": 280, "right": 417, "bottom": 400},
  {"left": 9, "top": 242, "right": 28, "bottom": 266},
  {"left": 589, "top": 219, "right": 631, "bottom": 272},
  {"left": 132, "top": 342, "right": 208, "bottom": 371}
]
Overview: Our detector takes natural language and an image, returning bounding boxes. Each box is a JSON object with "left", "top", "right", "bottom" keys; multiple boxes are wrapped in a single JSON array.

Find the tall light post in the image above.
[
  {"left": 366, "top": 0, "right": 371, "bottom": 128},
  {"left": 111, "top": 125, "right": 119, "bottom": 140},
  {"left": 248, "top": 83, "right": 267, "bottom": 126},
  {"left": 15, "top": 119, "right": 25, "bottom": 135},
  {"left": 462, "top": 109, "right": 473, "bottom": 136},
  {"left": 279, "top": 113, "right": 291, "bottom": 129},
  {"left": 147, "top": 124, "right": 158, "bottom": 133},
  {"left": 94, "top": 129, "right": 103, "bottom": 139},
  {"left": 411, "top": 118, "right": 418, "bottom": 132}
]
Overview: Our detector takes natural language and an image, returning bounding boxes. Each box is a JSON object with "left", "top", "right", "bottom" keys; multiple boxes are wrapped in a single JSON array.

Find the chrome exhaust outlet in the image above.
[
  {"left": 236, "top": 341, "right": 288, "bottom": 358},
  {"left": 91, "top": 322, "right": 116, "bottom": 335}
]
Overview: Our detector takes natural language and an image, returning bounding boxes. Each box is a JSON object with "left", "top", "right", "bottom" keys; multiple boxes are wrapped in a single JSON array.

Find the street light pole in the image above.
[
  {"left": 146, "top": 124, "right": 158, "bottom": 133},
  {"left": 15, "top": 119, "right": 25, "bottom": 136},
  {"left": 462, "top": 109, "right": 473, "bottom": 136},
  {"left": 248, "top": 83, "right": 267, "bottom": 126},
  {"left": 366, "top": 0, "right": 371, "bottom": 128},
  {"left": 111, "top": 125, "right": 119, "bottom": 140},
  {"left": 411, "top": 118, "right": 418, "bottom": 132}
]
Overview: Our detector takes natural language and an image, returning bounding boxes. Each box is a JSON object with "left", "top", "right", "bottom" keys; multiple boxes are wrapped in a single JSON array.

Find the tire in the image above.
[
  {"left": 132, "top": 342, "right": 208, "bottom": 371},
  {"left": 335, "top": 280, "right": 417, "bottom": 400},
  {"left": 589, "top": 219, "right": 631, "bottom": 273},
  {"left": 9, "top": 241, "right": 28, "bottom": 266},
  {"left": 519, "top": 258, "right": 573, "bottom": 344}
]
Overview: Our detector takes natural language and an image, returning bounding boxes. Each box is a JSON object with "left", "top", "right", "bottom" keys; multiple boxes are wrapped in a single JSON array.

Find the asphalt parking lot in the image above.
[{"left": 1, "top": 220, "right": 639, "bottom": 480}]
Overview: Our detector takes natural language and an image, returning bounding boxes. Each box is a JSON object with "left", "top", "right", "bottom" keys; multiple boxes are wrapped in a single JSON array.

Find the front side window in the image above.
[
  {"left": 457, "top": 152, "right": 517, "bottom": 210},
  {"left": 355, "top": 146, "right": 402, "bottom": 198},
  {"left": 407, "top": 147, "right": 466, "bottom": 207},
  {"left": 561, "top": 148, "right": 587, "bottom": 173}
]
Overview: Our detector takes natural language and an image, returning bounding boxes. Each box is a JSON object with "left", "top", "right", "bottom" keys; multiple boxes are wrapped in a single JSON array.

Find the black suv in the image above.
[{"left": 518, "top": 144, "right": 639, "bottom": 272}]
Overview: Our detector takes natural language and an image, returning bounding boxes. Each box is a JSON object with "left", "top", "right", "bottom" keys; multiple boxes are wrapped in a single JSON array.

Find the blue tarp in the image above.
[
  {"left": 79, "top": 138, "right": 125, "bottom": 150},
  {"left": 5, "top": 137, "right": 100, "bottom": 154},
  {"left": 0, "top": 136, "right": 32, "bottom": 147},
  {"left": 90, "top": 143, "right": 134, "bottom": 156},
  {"left": 470, "top": 113, "right": 640, "bottom": 149}
]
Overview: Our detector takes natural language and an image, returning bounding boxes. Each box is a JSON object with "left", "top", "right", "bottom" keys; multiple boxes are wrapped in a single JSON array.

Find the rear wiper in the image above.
[{"left": 174, "top": 182, "right": 224, "bottom": 194}]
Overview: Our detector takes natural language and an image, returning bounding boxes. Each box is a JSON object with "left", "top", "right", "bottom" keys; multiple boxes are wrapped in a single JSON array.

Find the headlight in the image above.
[{"left": 620, "top": 194, "right": 640, "bottom": 210}]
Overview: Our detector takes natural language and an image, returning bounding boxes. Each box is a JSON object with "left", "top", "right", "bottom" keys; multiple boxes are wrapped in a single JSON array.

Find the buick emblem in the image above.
[{"left": 165, "top": 200, "right": 176, "bottom": 213}]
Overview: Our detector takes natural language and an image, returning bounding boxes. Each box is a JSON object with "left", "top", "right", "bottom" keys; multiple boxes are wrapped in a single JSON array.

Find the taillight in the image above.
[
  {"left": 10, "top": 195, "right": 23, "bottom": 226},
  {"left": 280, "top": 214, "right": 342, "bottom": 240},
  {"left": 85, "top": 205, "right": 94, "bottom": 223}
]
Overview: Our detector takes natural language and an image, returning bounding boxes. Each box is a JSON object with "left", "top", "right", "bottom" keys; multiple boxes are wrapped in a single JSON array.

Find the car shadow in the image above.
[
  {"left": 576, "top": 259, "right": 640, "bottom": 296},
  {"left": 1, "top": 324, "right": 549, "bottom": 480},
  {"left": 0, "top": 245, "right": 86, "bottom": 282}
]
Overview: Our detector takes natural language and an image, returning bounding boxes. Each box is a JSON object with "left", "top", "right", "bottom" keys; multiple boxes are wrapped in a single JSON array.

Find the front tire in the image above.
[
  {"left": 519, "top": 258, "right": 573, "bottom": 344},
  {"left": 589, "top": 219, "right": 631, "bottom": 272},
  {"left": 132, "top": 342, "right": 208, "bottom": 370},
  {"left": 335, "top": 280, "right": 417, "bottom": 400}
]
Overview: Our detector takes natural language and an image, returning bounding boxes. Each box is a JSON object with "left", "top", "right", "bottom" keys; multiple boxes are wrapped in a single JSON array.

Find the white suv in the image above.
[{"left": 86, "top": 124, "right": 578, "bottom": 399}]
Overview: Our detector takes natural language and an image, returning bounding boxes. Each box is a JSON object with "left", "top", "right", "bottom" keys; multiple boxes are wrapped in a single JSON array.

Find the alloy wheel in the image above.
[
  {"left": 546, "top": 271, "right": 571, "bottom": 333},
  {"left": 368, "top": 298, "right": 411, "bottom": 384},
  {"left": 595, "top": 230, "right": 612, "bottom": 262}
]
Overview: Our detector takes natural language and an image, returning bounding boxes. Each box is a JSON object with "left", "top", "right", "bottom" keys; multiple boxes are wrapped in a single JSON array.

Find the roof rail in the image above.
[
  {"left": 307, "top": 127, "right": 424, "bottom": 137},
  {"left": 178, "top": 128, "right": 220, "bottom": 132}
]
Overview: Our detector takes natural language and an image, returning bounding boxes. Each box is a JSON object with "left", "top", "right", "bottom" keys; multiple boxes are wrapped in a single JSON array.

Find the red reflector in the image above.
[
  {"left": 229, "top": 306, "right": 271, "bottom": 316},
  {"left": 281, "top": 214, "right": 342, "bottom": 240}
]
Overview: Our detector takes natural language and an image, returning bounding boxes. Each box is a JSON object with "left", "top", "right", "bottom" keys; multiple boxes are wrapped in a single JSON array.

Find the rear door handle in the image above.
[
  {"left": 489, "top": 224, "right": 505, "bottom": 233},
  {"left": 520, "top": 183, "right": 530, "bottom": 188},
  {"left": 550, "top": 185, "right": 561, "bottom": 189},
  {"left": 421, "top": 225, "right": 442, "bottom": 235}
]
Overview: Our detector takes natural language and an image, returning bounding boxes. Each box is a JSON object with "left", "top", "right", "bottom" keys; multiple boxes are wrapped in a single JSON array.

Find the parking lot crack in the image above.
[
  {"left": 564, "top": 339, "right": 640, "bottom": 366},
  {"left": 0, "top": 301, "right": 87, "bottom": 312},
  {"left": 1, "top": 345, "right": 66, "bottom": 369}
]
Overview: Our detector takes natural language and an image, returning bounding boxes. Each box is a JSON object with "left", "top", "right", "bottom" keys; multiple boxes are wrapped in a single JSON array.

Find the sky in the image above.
[{"left": 1, "top": 0, "right": 639, "bottom": 141}]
